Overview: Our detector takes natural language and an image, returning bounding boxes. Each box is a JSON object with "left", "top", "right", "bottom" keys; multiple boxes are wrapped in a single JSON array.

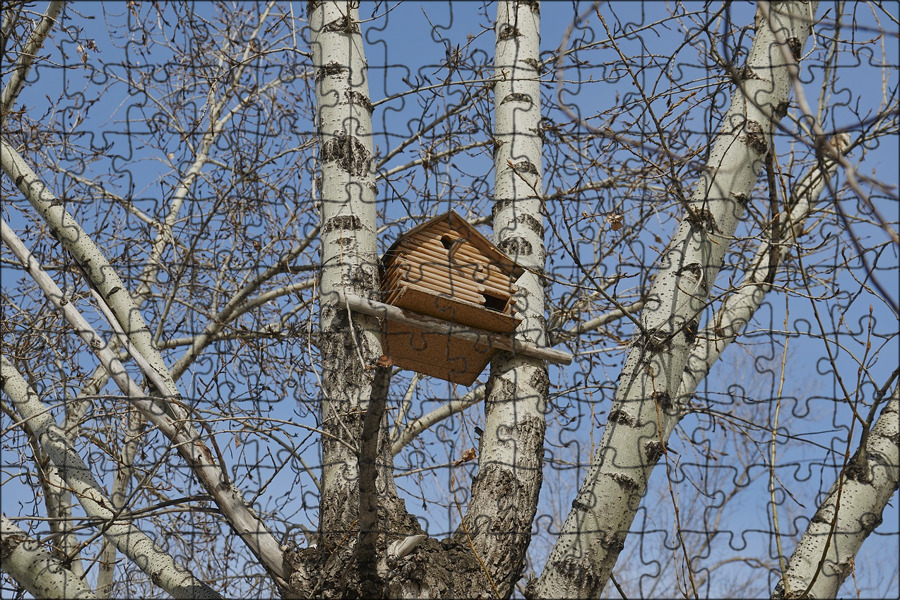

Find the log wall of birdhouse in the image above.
[{"left": 382, "top": 221, "right": 519, "bottom": 318}]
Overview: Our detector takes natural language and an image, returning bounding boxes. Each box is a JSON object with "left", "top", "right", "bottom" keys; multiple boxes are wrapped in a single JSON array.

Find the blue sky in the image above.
[{"left": 2, "top": 2, "right": 897, "bottom": 597}]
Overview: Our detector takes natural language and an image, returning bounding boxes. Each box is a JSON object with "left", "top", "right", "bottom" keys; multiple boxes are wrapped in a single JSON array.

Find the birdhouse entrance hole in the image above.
[
  {"left": 440, "top": 234, "right": 455, "bottom": 251},
  {"left": 482, "top": 292, "right": 507, "bottom": 313}
]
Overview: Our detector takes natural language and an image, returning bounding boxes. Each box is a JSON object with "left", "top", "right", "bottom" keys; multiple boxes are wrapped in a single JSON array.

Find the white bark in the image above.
[
  {"left": 0, "top": 219, "right": 286, "bottom": 583},
  {"left": 0, "top": 358, "right": 220, "bottom": 600},
  {"left": 310, "top": 0, "right": 383, "bottom": 535},
  {"left": 462, "top": 1, "right": 548, "bottom": 595},
  {"left": 533, "top": 3, "right": 819, "bottom": 597},
  {"left": 774, "top": 387, "right": 899, "bottom": 599},
  {"left": 0, "top": 515, "right": 96, "bottom": 600},
  {"left": 675, "top": 134, "right": 849, "bottom": 410},
  {"left": 0, "top": 0, "right": 64, "bottom": 115}
]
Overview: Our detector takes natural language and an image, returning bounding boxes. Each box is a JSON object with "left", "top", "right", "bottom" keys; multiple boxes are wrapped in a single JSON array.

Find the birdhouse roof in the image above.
[{"left": 383, "top": 210, "right": 526, "bottom": 281}]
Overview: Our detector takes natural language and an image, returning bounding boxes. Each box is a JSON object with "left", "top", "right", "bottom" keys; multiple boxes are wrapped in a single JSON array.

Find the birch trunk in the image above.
[
  {"left": 531, "top": 3, "right": 819, "bottom": 597},
  {"left": 460, "top": 2, "right": 548, "bottom": 597},
  {"left": 286, "top": 3, "right": 420, "bottom": 597},
  {"left": 774, "top": 387, "right": 899, "bottom": 599},
  {"left": 310, "top": 0, "right": 382, "bottom": 538}
]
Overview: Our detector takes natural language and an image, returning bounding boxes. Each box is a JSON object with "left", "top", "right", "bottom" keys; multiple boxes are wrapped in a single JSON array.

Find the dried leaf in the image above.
[{"left": 607, "top": 213, "right": 624, "bottom": 231}]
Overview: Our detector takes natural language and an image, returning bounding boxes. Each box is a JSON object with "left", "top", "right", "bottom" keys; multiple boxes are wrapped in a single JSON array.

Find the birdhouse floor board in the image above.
[
  {"left": 339, "top": 292, "right": 574, "bottom": 366},
  {"left": 389, "top": 285, "right": 521, "bottom": 333}
]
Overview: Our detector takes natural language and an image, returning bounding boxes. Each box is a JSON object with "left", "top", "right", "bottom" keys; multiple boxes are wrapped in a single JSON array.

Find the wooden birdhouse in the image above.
[{"left": 380, "top": 211, "right": 525, "bottom": 385}]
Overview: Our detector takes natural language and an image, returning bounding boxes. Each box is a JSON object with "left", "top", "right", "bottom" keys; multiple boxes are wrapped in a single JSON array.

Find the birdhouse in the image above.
[{"left": 380, "top": 211, "right": 525, "bottom": 385}]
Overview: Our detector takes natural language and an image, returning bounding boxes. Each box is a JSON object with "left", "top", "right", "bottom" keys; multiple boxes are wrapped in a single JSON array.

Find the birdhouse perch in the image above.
[{"left": 340, "top": 211, "right": 572, "bottom": 385}]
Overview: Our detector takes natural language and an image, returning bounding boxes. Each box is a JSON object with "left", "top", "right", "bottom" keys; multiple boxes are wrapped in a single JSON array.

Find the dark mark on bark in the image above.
[
  {"left": 324, "top": 214, "right": 363, "bottom": 233},
  {"left": 498, "top": 24, "right": 520, "bottom": 40},
  {"left": 322, "top": 134, "right": 371, "bottom": 177},
  {"left": 501, "top": 92, "right": 532, "bottom": 106},
  {"left": 744, "top": 120, "right": 768, "bottom": 154}
]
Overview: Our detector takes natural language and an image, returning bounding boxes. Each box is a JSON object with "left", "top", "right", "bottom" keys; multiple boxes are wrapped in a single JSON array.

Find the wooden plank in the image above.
[
  {"left": 401, "top": 241, "right": 453, "bottom": 264},
  {"left": 395, "top": 276, "right": 452, "bottom": 297},
  {"left": 340, "top": 292, "right": 573, "bottom": 365},
  {"left": 401, "top": 262, "right": 486, "bottom": 296},
  {"left": 393, "top": 276, "right": 487, "bottom": 307},
  {"left": 383, "top": 266, "right": 409, "bottom": 294},
  {"left": 445, "top": 243, "right": 488, "bottom": 262},
  {"left": 469, "top": 264, "right": 517, "bottom": 291},
  {"left": 400, "top": 276, "right": 485, "bottom": 306},
  {"left": 400, "top": 281, "right": 483, "bottom": 310},
  {"left": 389, "top": 285, "right": 521, "bottom": 332},
  {"left": 382, "top": 320, "right": 491, "bottom": 386},
  {"left": 401, "top": 256, "right": 516, "bottom": 298},
  {"left": 390, "top": 247, "right": 518, "bottom": 304},
  {"left": 409, "top": 235, "right": 495, "bottom": 268},
  {"left": 399, "top": 242, "right": 517, "bottom": 292},
  {"left": 407, "top": 231, "right": 450, "bottom": 248},
  {"left": 381, "top": 211, "right": 525, "bottom": 280},
  {"left": 407, "top": 232, "right": 512, "bottom": 276},
  {"left": 395, "top": 259, "right": 486, "bottom": 296}
]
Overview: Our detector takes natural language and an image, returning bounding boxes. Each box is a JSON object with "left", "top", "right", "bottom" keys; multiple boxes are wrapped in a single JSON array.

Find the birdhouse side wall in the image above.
[
  {"left": 402, "top": 227, "right": 517, "bottom": 287},
  {"left": 391, "top": 251, "right": 516, "bottom": 298},
  {"left": 381, "top": 214, "right": 524, "bottom": 323}
]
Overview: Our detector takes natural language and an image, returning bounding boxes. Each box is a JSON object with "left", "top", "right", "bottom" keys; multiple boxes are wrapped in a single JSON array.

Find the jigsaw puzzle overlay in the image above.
[{"left": 1, "top": 2, "right": 897, "bottom": 598}]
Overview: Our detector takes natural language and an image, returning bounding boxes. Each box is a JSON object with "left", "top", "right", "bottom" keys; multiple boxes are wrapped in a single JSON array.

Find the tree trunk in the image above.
[
  {"left": 774, "top": 386, "right": 899, "bottom": 599},
  {"left": 286, "top": 3, "right": 419, "bottom": 597},
  {"left": 531, "top": 3, "right": 820, "bottom": 597},
  {"left": 460, "top": 1, "right": 548, "bottom": 597}
]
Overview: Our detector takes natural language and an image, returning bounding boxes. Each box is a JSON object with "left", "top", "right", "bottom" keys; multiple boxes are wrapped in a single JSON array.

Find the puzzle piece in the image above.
[{"left": 1, "top": 3, "right": 897, "bottom": 599}]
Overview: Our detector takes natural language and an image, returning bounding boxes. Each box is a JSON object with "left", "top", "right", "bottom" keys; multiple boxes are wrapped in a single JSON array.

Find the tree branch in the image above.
[
  {"left": 1, "top": 358, "right": 221, "bottom": 600},
  {"left": 0, "top": 515, "right": 97, "bottom": 600},
  {"left": 0, "top": 0, "right": 64, "bottom": 115}
]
